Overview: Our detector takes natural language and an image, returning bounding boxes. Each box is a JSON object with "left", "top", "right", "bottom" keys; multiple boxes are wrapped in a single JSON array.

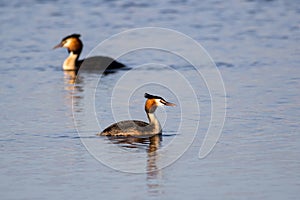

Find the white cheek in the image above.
[
  {"left": 155, "top": 99, "right": 164, "bottom": 106},
  {"left": 63, "top": 39, "right": 71, "bottom": 48}
]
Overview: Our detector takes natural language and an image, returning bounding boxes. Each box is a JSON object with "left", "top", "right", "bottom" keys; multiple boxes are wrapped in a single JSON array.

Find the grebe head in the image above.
[
  {"left": 144, "top": 93, "right": 176, "bottom": 113},
  {"left": 53, "top": 33, "right": 83, "bottom": 55}
]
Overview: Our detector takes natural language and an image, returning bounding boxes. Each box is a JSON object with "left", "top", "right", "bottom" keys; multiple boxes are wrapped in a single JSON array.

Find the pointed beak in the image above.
[
  {"left": 164, "top": 101, "right": 176, "bottom": 107},
  {"left": 53, "top": 43, "right": 63, "bottom": 49}
]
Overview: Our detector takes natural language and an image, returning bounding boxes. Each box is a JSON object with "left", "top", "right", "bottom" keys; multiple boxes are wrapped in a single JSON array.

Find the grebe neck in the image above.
[
  {"left": 63, "top": 51, "right": 80, "bottom": 71},
  {"left": 147, "top": 112, "right": 162, "bottom": 133}
]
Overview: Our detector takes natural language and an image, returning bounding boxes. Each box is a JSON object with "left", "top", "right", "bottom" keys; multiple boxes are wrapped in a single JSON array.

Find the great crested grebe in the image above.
[
  {"left": 53, "top": 33, "right": 125, "bottom": 71},
  {"left": 98, "top": 93, "right": 176, "bottom": 137}
]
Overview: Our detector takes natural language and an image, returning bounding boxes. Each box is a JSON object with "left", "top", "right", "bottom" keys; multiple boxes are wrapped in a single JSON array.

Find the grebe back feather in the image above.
[
  {"left": 98, "top": 93, "right": 175, "bottom": 137},
  {"left": 54, "top": 33, "right": 125, "bottom": 71}
]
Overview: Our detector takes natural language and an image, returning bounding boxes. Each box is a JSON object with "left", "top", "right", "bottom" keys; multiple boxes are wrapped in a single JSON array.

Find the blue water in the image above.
[{"left": 1, "top": 0, "right": 300, "bottom": 199}]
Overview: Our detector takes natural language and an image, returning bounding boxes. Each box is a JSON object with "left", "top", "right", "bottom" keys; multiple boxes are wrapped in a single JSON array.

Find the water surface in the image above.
[{"left": 1, "top": 0, "right": 299, "bottom": 199}]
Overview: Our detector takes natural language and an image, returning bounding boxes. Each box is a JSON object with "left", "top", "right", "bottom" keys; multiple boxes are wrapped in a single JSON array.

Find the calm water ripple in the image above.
[{"left": 1, "top": 0, "right": 299, "bottom": 200}]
